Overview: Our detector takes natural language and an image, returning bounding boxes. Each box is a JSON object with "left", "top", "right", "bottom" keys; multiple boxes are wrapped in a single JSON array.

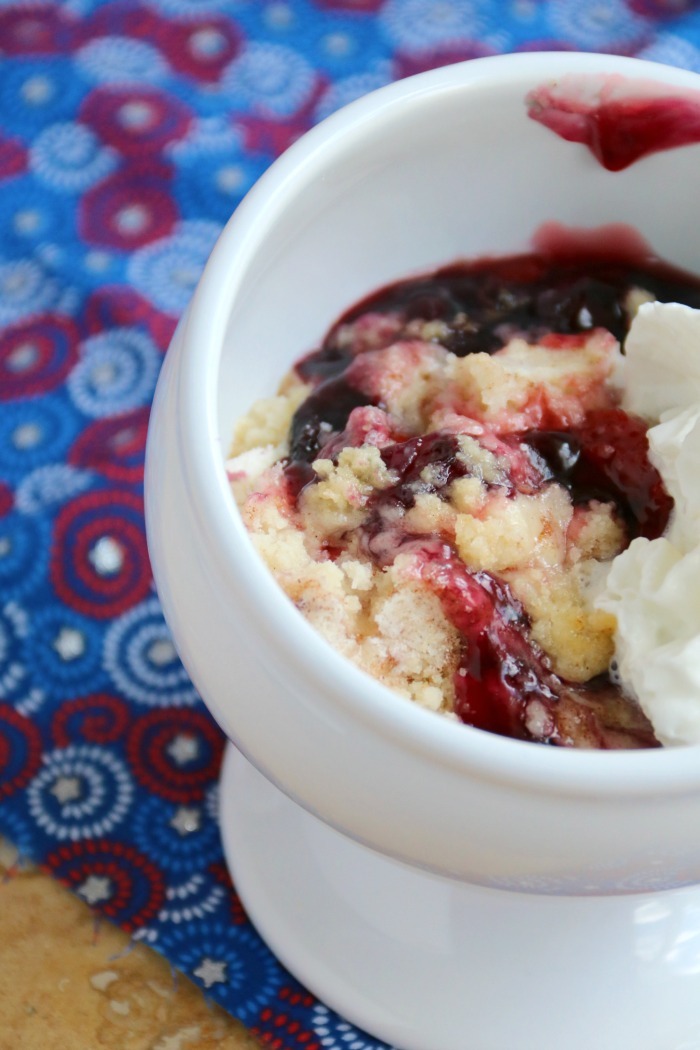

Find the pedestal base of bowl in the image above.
[{"left": 220, "top": 744, "right": 700, "bottom": 1050}]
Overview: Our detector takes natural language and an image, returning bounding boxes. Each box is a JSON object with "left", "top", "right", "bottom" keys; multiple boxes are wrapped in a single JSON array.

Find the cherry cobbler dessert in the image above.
[{"left": 227, "top": 250, "right": 700, "bottom": 749}]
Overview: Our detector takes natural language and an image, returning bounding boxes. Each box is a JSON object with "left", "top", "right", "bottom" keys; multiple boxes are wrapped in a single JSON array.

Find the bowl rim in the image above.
[{"left": 173, "top": 50, "right": 700, "bottom": 799}]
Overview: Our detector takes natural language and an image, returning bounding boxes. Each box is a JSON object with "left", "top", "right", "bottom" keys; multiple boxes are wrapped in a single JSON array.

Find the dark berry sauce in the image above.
[
  {"left": 289, "top": 377, "right": 375, "bottom": 464},
  {"left": 359, "top": 434, "right": 478, "bottom": 564},
  {"left": 326, "top": 250, "right": 700, "bottom": 351},
  {"left": 425, "top": 550, "right": 560, "bottom": 741},
  {"left": 282, "top": 244, "right": 700, "bottom": 747},
  {"left": 520, "top": 410, "right": 673, "bottom": 541},
  {"left": 380, "top": 433, "right": 470, "bottom": 510}
]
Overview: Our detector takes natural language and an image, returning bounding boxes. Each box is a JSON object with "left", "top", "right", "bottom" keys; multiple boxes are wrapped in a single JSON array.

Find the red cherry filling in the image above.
[
  {"left": 351, "top": 415, "right": 669, "bottom": 744},
  {"left": 277, "top": 250, "right": 699, "bottom": 746},
  {"left": 419, "top": 546, "right": 559, "bottom": 742},
  {"left": 520, "top": 409, "right": 673, "bottom": 541},
  {"left": 571, "top": 410, "right": 673, "bottom": 540},
  {"left": 289, "top": 376, "right": 375, "bottom": 464},
  {"left": 415, "top": 543, "right": 658, "bottom": 748},
  {"left": 527, "top": 84, "right": 700, "bottom": 172}
]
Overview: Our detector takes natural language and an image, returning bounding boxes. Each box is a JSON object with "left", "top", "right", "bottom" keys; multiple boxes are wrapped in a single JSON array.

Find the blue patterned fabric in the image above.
[{"left": 2, "top": 2, "right": 700, "bottom": 1047}]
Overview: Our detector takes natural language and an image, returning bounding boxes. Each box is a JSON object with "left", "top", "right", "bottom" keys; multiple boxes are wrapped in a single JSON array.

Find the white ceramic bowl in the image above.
[{"left": 146, "top": 52, "right": 700, "bottom": 897}]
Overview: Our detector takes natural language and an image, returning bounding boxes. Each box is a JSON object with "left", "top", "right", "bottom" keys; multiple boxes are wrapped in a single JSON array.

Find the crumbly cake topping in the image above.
[
  {"left": 231, "top": 332, "right": 628, "bottom": 713},
  {"left": 227, "top": 254, "right": 689, "bottom": 748}
]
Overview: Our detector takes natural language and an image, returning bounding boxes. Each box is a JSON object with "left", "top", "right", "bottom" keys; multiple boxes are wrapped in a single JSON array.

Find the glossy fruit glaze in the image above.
[
  {"left": 527, "top": 75, "right": 700, "bottom": 171},
  {"left": 281, "top": 248, "right": 700, "bottom": 747}
]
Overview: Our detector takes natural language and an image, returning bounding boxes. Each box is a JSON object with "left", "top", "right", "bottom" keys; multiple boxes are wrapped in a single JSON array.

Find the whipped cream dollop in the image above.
[{"left": 598, "top": 302, "right": 700, "bottom": 746}]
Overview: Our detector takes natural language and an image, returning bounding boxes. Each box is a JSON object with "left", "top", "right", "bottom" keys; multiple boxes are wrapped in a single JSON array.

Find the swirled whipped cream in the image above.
[{"left": 598, "top": 302, "right": 700, "bottom": 746}]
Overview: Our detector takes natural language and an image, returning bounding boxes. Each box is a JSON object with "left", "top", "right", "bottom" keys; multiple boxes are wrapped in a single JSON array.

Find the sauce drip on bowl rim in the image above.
[{"left": 526, "top": 74, "right": 700, "bottom": 171}]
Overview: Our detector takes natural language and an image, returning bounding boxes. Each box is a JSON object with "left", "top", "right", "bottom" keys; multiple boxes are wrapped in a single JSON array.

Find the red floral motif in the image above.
[
  {"left": 52, "top": 694, "right": 131, "bottom": 748},
  {"left": 69, "top": 408, "right": 150, "bottom": 486},
  {"left": 253, "top": 1013, "right": 321, "bottom": 1049},
  {"left": 0, "top": 484, "right": 14, "bottom": 518},
  {"left": 46, "top": 839, "right": 166, "bottom": 931},
  {"left": 51, "top": 490, "right": 151, "bottom": 619},
  {"left": 253, "top": 988, "right": 321, "bottom": 1049},
  {"left": 0, "top": 704, "right": 43, "bottom": 801},
  {"left": 278, "top": 987, "right": 317, "bottom": 1009},
  {"left": 78, "top": 163, "right": 179, "bottom": 250},
  {"left": 83, "top": 287, "right": 176, "bottom": 350},
  {"left": 394, "top": 41, "right": 497, "bottom": 79},
  {"left": 126, "top": 709, "right": 225, "bottom": 803},
  {"left": 237, "top": 77, "right": 328, "bottom": 157},
  {"left": 515, "top": 39, "right": 578, "bottom": 52},
  {"left": 0, "top": 315, "right": 79, "bottom": 400},
  {"left": 313, "top": 0, "right": 385, "bottom": 10},
  {"left": 0, "top": 135, "right": 27, "bottom": 179},
  {"left": 155, "top": 16, "right": 242, "bottom": 83},
  {"left": 209, "top": 861, "right": 249, "bottom": 925},
  {"left": 629, "top": 0, "right": 700, "bottom": 15},
  {"left": 80, "top": 88, "right": 193, "bottom": 157},
  {"left": 76, "top": 1, "right": 166, "bottom": 49},
  {"left": 0, "top": 4, "right": 75, "bottom": 54}
]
